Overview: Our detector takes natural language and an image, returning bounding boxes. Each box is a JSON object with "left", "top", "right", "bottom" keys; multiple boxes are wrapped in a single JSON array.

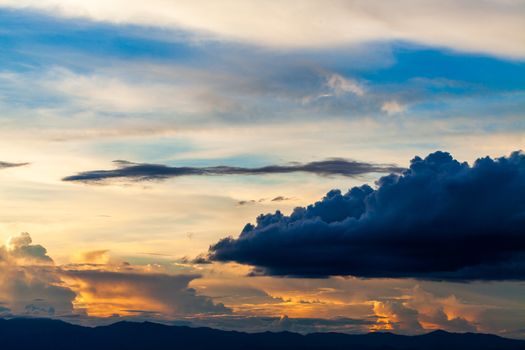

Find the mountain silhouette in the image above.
[{"left": 1, "top": 318, "right": 524, "bottom": 350}]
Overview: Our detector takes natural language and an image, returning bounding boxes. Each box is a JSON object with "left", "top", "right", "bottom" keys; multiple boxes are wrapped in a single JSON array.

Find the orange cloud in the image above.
[
  {"left": 72, "top": 250, "right": 111, "bottom": 265},
  {"left": 62, "top": 270, "right": 231, "bottom": 318}
]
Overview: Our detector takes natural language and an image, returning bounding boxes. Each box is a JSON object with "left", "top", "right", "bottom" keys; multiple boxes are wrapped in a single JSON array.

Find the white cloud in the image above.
[
  {"left": 5, "top": 232, "right": 33, "bottom": 251},
  {"left": 0, "top": 233, "right": 75, "bottom": 316},
  {"left": 0, "top": 67, "right": 238, "bottom": 117},
  {"left": 326, "top": 74, "right": 365, "bottom": 97},
  {"left": 3, "top": 232, "right": 54, "bottom": 265},
  {"left": 1, "top": 0, "right": 524, "bottom": 58},
  {"left": 45, "top": 68, "right": 235, "bottom": 114},
  {"left": 381, "top": 100, "right": 405, "bottom": 115}
]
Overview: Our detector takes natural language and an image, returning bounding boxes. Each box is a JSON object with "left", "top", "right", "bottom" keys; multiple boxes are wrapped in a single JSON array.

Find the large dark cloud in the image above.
[
  {"left": 208, "top": 151, "right": 525, "bottom": 280},
  {"left": 62, "top": 159, "right": 404, "bottom": 183}
]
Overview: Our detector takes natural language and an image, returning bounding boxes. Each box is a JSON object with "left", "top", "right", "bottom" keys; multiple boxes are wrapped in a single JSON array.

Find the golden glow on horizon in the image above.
[{"left": 63, "top": 273, "right": 167, "bottom": 318}]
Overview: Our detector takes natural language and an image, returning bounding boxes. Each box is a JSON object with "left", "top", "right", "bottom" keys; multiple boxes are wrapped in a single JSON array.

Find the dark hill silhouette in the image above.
[{"left": 0, "top": 318, "right": 524, "bottom": 350}]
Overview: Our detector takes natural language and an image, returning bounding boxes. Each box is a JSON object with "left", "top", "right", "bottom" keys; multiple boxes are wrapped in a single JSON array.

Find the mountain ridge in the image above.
[{"left": 1, "top": 317, "right": 524, "bottom": 349}]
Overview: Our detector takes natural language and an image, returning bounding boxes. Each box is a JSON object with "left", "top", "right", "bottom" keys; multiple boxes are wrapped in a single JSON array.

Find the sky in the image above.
[{"left": 0, "top": 0, "right": 525, "bottom": 338}]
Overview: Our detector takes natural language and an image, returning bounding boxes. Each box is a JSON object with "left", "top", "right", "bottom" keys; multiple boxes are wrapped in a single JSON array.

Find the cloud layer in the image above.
[
  {"left": 208, "top": 151, "right": 525, "bottom": 280},
  {"left": 63, "top": 270, "right": 231, "bottom": 317},
  {"left": 0, "top": 233, "right": 230, "bottom": 320},
  {"left": 2, "top": 0, "right": 524, "bottom": 58},
  {"left": 63, "top": 159, "right": 404, "bottom": 183},
  {"left": 2, "top": 232, "right": 54, "bottom": 265},
  {"left": 0, "top": 233, "right": 75, "bottom": 317}
]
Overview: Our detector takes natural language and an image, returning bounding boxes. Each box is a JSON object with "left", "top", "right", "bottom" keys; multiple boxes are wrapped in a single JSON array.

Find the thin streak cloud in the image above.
[
  {"left": 0, "top": 161, "right": 29, "bottom": 169},
  {"left": 2, "top": 0, "right": 524, "bottom": 58},
  {"left": 62, "top": 159, "right": 404, "bottom": 183}
]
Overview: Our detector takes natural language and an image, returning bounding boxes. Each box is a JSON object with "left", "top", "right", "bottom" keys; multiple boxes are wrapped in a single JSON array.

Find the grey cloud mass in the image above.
[
  {"left": 63, "top": 270, "right": 231, "bottom": 316},
  {"left": 63, "top": 159, "right": 404, "bottom": 183},
  {"left": 0, "top": 161, "right": 28, "bottom": 169},
  {"left": 208, "top": 151, "right": 525, "bottom": 280}
]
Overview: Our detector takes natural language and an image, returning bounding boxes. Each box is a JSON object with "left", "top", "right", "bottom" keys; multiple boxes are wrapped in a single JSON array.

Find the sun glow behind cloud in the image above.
[{"left": 1, "top": 229, "right": 525, "bottom": 336}]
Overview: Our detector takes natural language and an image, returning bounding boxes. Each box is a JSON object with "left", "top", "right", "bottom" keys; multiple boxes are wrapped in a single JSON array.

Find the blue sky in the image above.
[
  {"left": 1, "top": 7, "right": 523, "bottom": 146},
  {"left": 0, "top": 7, "right": 522, "bottom": 172}
]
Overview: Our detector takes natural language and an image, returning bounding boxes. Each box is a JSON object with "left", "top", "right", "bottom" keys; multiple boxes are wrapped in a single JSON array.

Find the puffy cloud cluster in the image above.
[
  {"left": 209, "top": 151, "right": 525, "bottom": 280},
  {"left": 63, "top": 270, "right": 231, "bottom": 317},
  {"left": 0, "top": 234, "right": 230, "bottom": 320},
  {"left": 1, "top": 232, "right": 53, "bottom": 265},
  {"left": 373, "top": 287, "right": 477, "bottom": 335},
  {"left": 325, "top": 74, "right": 365, "bottom": 97},
  {"left": 381, "top": 100, "right": 405, "bottom": 115},
  {"left": 0, "top": 233, "right": 75, "bottom": 316}
]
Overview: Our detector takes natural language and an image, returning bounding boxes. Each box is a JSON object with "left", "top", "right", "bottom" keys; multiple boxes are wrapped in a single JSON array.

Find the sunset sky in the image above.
[{"left": 0, "top": 0, "right": 524, "bottom": 338}]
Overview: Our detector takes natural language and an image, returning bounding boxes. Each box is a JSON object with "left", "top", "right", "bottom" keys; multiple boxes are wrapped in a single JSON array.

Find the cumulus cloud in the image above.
[
  {"left": 3, "top": 232, "right": 53, "bottom": 265},
  {"left": 0, "top": 233, "right": 76, "bottom": 316},
  {"left": 198, "top": 285, "right": 284, "bottom": 306},
  {"left": 1, "top": 1, "right": 524, "bottom": 58},
  {"left": 373, "top": 300, "right": 423, "bottom": 333},
  {"left": 63, "top": 159, "right": 403, "bottom": 183},
  {"left": 0, "top": 268, "right": 76, "bottom": 317},
  {"left": 326, "top": 74, "right": 365, "bottom": 97},
  {"left": 301, "top": 73, "right": 365, "bottom": 104},
  {"left": 373, "top": 290, "right": 477, "bottom": 334},
  {"left": 208, "top": 150, "right": 525, "bottom": 280},
  {"left": 381, "top": 100, "right": 405, "bottom": 115},
  {"left": 63, "top": 270, "right": 231, "bottom": 317},
  {"left": 0, "top": 234, "right": 230, "bottom": 321},
  {"left": 406, "top": 286, "right": 477, "bottom": 333}
]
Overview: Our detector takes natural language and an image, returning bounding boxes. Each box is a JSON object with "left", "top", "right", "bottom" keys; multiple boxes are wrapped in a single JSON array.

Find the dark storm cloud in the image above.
[
  {"left": 62, "top": 159, "right": 404, "bottom": 183},
  {"left": 0, "top": 161, "right": 28, "bottom": 169},
  {"left": 208, "top": 151, "right": 525, "bottom": 280}
]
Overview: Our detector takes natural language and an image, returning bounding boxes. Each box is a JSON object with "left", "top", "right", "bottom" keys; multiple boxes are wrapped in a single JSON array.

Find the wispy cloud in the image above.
[
  {"left": 326, "top": 74, "right": 365, "bottom": 97},
  {"left": 381, "top": 100, "right": 405, "bottom": 115},
  {"left": 63, "top": 159, "right": 404, "bottom": 183},
  {"left": 0, "top": 161, "right": 29, "bottom": 169},
  {"left": 2, "top": 1, "right": 524, "bottom": 58}
]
